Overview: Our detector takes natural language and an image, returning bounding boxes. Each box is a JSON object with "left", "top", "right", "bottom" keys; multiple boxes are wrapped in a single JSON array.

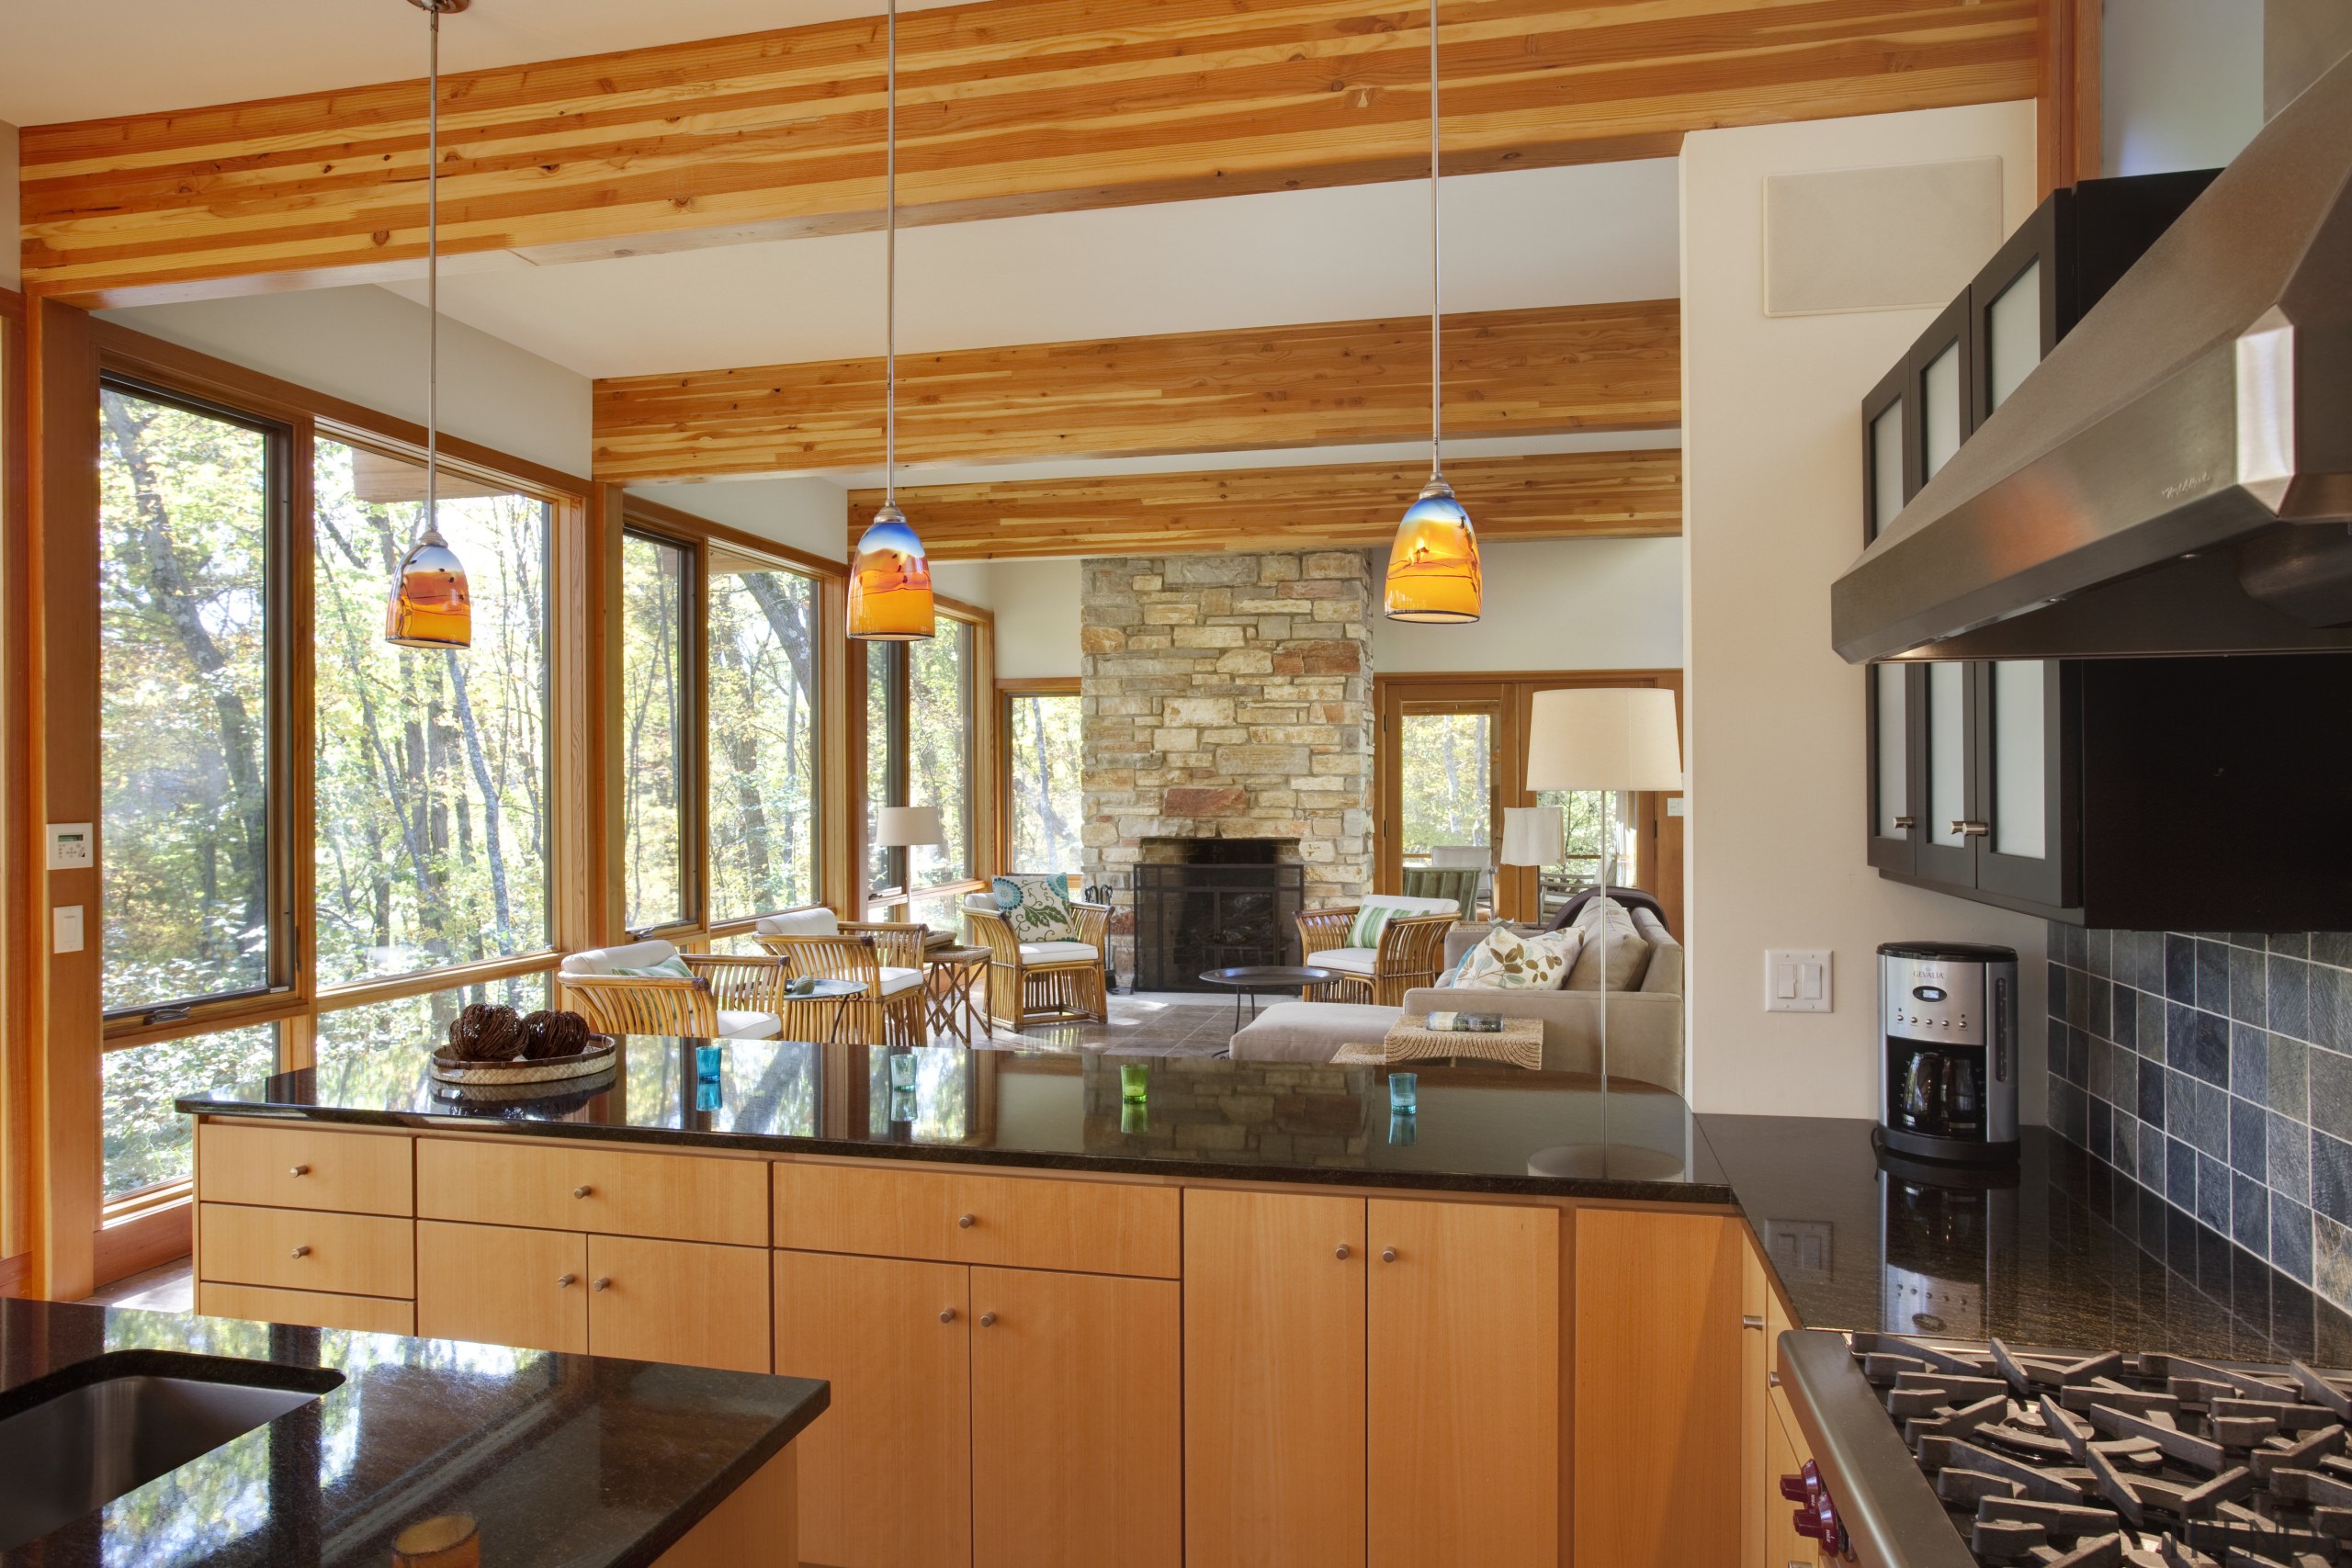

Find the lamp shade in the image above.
[
  {"left": 847, "top": 503, "right": 934, "bottom": 640},
  {"left": 875, "top": 805, "right": 945, "bottom": 848},
  {"left": 1498, "top": 806, "right": 1565, "bottom": 867},
  {"left": 1525, "top": 686, "right": 1682, "bottom": 792},
  {"left": 1383, "top": 480, "right": 1481, "bottom": 623},
  {"left": 384, "top": 526, "right": 472, "bottom": 649}
]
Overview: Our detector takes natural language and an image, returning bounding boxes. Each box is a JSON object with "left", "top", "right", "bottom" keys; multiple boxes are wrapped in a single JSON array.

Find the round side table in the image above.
[{"left": 1197, "top": 965, "right": 1340, "bottom": 1032}]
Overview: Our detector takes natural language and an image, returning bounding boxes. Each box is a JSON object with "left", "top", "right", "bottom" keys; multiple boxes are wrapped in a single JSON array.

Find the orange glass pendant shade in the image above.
[
  {"left": 847, "top": 504, "right": 934, "bottom": 640},
  {"left": 1383, "top": 478, "right": 1481, "bottom": 623},
  {"left": 385, "top": 524, "right": 472, "bottom": 649}
]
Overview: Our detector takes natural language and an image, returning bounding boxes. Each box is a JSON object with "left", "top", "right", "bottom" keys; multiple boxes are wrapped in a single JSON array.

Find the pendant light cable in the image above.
[
  {"left": 884, "top": 0, "right": 898, "bottom": 510},
  {"left": 426, "top": 2, "right": 441, "bottom": 535},
  {"left": 1429, "top": 0, "right": 1442, "bottom": 482}
]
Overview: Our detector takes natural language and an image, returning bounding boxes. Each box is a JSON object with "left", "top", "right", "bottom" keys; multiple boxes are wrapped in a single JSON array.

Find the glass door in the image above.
[
  {"left": 1916, "top": 661, "right": 1979, "bottom": 886},
  {"left": 1973, "top": 660, "right": 2073, "bottom": 907},
  {"left": 1393, "top": 701, "right": 1499, "bottom": 919},
  {"left": 1866, "top": 663, "right": 1919, "bottom": 874}
]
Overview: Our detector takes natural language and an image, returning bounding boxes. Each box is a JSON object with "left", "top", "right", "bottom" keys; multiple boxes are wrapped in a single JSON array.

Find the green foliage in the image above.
[
  {"left": 101, "top": 1025, "right": 277, "bottom": 1199},
  {"left": 1009, "top": 693, "right": 1082, "bottom": 874},
  {"left": 909, "top": 618, "right": 972, "bottom": 887},
  {"left": 1396, "top": 710, "right": 1492, "bottom": 856},
  {"left": 707, "top": 566, "right": 819, "bottom": 921},
  {"left": 620, "top": 534, "right": 689, "bottom": 928}
]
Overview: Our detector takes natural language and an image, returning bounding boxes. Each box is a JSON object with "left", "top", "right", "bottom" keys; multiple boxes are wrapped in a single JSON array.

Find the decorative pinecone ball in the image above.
[
  {"left": 447, "top": 1002, "right": 526, "bottom": 1062},
  {"left": 521, "top": 1010, "right": 592, "bottom": 1060}
]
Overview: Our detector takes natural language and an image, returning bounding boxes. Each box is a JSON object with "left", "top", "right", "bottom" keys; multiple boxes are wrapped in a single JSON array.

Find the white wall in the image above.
[
  {"left": 627, "top": 477, "right": 850, "bottom": 562},
  {"left": 2104, "top": 0, "right": 2266, "bottom": 175},
  {"left": 97, "top": 286, "right": 590, "bottom": 478},
  {"left": 1681, "top": 102, "right": 2050, "bottom": 1122},
  {"left": 1, "top": 120, "right": 17, "bottom": 292},
  {"left": 989, "top": 559, "right": 1082, "bottom": 677},
  {"left": 1374, "top": 537, "right": 1683, "bottom": 674}
]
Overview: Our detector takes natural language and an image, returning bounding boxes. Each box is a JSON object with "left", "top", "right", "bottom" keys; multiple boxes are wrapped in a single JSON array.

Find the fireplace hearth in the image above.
[{"left": 1134, "top": 839, "right": 1305, "bottom": 992}]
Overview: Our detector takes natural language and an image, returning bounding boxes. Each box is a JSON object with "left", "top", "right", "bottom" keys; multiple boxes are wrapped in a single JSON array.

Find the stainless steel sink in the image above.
[{"left": 0, "top": 1351, "right": 343, "bottom": 1551}]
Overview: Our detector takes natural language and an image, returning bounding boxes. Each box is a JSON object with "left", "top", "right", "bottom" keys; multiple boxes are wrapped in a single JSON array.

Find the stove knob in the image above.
[{"left": 1778, "top": 1473, "right": 1810, "bottom": 1504}]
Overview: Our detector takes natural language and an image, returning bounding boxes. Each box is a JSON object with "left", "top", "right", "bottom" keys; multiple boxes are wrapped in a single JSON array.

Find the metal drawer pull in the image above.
[
  {"left": 557, "top": 1274, "right": 577, "bottom": 1289},
  {"left": 1334, "top": 1244, "right": 1351, "bottom": 1259},
  {"left": 1893, "top": 816, "right": 1916, "bottom": 829},
  {"left": 1742, "top": 1314, "right": 1765, "bottom": 1330},
  {"left": 290, "top": 1245, "right": 311, "bottom": 1258},
  {"left": 1381, "top": 1247, "right": 1397, "bottom": 1263},
  {"left": 978, "top": 1312, "right": 997, "bottom": 1327},
  {"left": 1768, "top": 1371, "right": 1781, "bottom": 1388},
  {"left": 289, "top": 1164, "right": 311, "bottom": 1177},
  {"left": 956, "top": 1213, "right": 976, "bottom": 1229},
  {"left": 939, "top": 1307, "right": 956, "bottom": 1323},
  {"left": 573, "top": 1184, "right": 594, "bottom": 1199},
  {"left": 1952, "top": 818, "right": 1990, "bottom": 837},
  {"left": 592, "top": 1277, "right": 612, "bottom": 1292}
]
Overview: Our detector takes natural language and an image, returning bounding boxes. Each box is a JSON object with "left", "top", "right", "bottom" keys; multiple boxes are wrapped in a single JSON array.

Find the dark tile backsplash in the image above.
[{"left": 2047, "top": 926, "right": 2352, "bottom": 1313}]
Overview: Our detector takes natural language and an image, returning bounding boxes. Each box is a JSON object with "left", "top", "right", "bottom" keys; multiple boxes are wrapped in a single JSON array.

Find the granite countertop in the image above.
[
  {"left": 1700, "top": 1115, "right": 2352, "bottom": 1367},
  {"left": 179, "top": 1036, "right": 1734, "bottom": 1202},
  {"left": 0, "top": 1298, "right": 826, "bottom": 1568}
]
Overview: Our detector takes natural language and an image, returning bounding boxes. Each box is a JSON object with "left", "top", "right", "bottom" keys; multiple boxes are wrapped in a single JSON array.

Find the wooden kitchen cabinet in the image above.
[
  {"left": 587, "top": 1234, "right": 771, "bottom": 1372},
  {"left": 772, "top": 1159, "right": 1180, "bottom": 1278},
  {"left": 1766, "top": 1394, "right": 1831, "bottom": 1568},
  {"left": 1366, "top": 1197, "right": 1560, "bottom": 1568},
  {"left": 198, "top": 1202, "right": 414, "bottom": 1299},
  {"left": 970, "top": 1265, "right": 1182, "bottom": 1568},
  {"left": 416, "top": 1220, "right": 589, "bottom": 1355},
  {"left": 1182, "top": 1188, "right": 1366, "bottom": 1568},
  {"left": 418, "top": 1137, "right": 767, "bottom": 1247},
  {"left": 197, "top": 1121, "right": 413, "bottom": 1215},
  {"left": 774, "top": 1248, "right": 972, "bottom": 1568},
  {"left": 1574, "top": 1207, "right": 1743, "bottom": 1567}
]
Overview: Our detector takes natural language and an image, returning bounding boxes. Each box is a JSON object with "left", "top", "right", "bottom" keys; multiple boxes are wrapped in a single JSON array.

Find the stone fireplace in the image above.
[{"left": 1080, "top": 551, "right": 1374, "bottom": 982}]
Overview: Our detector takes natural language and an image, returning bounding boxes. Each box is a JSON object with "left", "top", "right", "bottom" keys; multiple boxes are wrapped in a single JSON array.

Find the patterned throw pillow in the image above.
[
  {"left": 1348, "top": 899, "right": 1419, "bottom": 950},
  {"left": 1450, "top": 926, "right": 1582, "bottom": 990},
  {"left": 992, "top": 874, "right": 1078, "bottom": 942}
]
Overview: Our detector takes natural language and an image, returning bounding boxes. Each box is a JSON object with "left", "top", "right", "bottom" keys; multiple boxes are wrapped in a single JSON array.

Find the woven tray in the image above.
[
  {"left": 1381, "top": 1014, "right": 1544, "bottom": 1070},
  {"left": 429, "top": 1035, "right": 617, "bottom": 1086}
]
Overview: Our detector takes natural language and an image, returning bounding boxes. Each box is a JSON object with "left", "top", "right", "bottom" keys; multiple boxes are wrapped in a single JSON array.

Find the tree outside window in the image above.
[{"left": 1006, "top": 691, "right": 1080, "bottom": 875}]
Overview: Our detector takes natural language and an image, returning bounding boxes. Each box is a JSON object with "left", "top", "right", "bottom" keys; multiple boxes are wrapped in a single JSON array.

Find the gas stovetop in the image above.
[{"left": 1781, "top": 1328, "right": 2352, "bottom": 1567}]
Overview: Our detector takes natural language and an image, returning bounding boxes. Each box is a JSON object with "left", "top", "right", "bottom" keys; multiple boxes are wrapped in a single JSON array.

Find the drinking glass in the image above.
[
  {"left": 1120, "top": 1062, "right": 1149, "bottom": 1104},
  {"left": 695, "top": 1043, "right": 723, "bottom": 1082},
  {"left": 1388, "top": 1071, "right": 1418, "bottom": 1113}
]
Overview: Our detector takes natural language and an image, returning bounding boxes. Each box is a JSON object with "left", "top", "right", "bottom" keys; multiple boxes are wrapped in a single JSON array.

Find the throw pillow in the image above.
[
  {"left": 1452, "top": 926, "right": 1582, "bottom": 990},
  {"left": 1565, "top": 902, "right": 1652, "bottom": 991},
  {"left": 992, "top": 874, "right": 1078, "bottom": 942},
  {"left": 1348, "top": 899, "right": 1419, "bottom": 950},
  {"left": 610, "top": 955, "right": 694, "bottom": 979}
]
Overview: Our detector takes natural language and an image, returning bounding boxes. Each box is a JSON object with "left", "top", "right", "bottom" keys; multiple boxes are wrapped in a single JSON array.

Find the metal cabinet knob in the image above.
[
  {"left": 1742, "top": 1314, "right": 1765, "bottom": 1331},
  {"left": 956, "top": 1213, "right": 977, "bottom": 1229},
  {"left": 939, "top": 1308, "right": 956, "bottom": 1324},
  {"left": 592, "top": 1277, "right": 613, "bottom": 1292},
  {"left": 1952, "top": 819, "right": 1990, "bottom": 837},
  {"left": 290, "top": 1245, "right": 311, "bottom": 1258},
  {"left": 978, "top": 1312, "right": 997, "bottom": 1327},
  {"left": 1892, "top": 816, "right": 1916, "bottom": 829},
  {"left": 1334, "top": 1245, "right": 1351, "bottom": 1260},
  {"left": 573, "top": 1184, "right": 594, "bottom": 1199},
  {"left": 1768, "top": 1371, "right": 1781, "bottom": 1388},
  {"left": 289, "top": 1164, "right": 311, "bottom": 1177},
  {"left": 1381, "top": 1247, "right": 1397, "bottom": 1263}
]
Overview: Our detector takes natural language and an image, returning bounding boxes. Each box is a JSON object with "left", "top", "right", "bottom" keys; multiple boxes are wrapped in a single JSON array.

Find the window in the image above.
[
  {"left": 1396, "top": 709, "right": 1494, "bottom": 864},
  {"left": 311, "top": 436, "right": 551, "bottom": 985},
  {"left": 1532, "top": 788, "right": 1627, "bottom": 918},
  {"left": 97, "top": 381, "right": 283, "bottom": 1016},
  {"left": 866, "top": 643, "right": 901, "bottom": 897},
  {"left": 909, "top": 618, "right": 973, "bottom": 888},
  {"left": 313, "top": 972, "right": 549, "bottom": 1077},
  {"left": 707, "top": 558, "right": 820, "bottom": 920},
  {"left": 103, "top": 1024, "right": 277, "bottom": 1200},
  {"left": 1004, "top": 688, "right": 1081, "bottom": 874},
  {"left": 620, "top": 531, "right": 693, "bottom": 931}
]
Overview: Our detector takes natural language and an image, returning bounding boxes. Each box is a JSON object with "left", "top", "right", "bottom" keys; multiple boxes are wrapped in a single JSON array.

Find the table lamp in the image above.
[
  {"left": 875, "top": 806, "right": 944, "bottom": 918},
  {"left": 1522, "top": 686, "right": 1682, "bottom": 1178},
  {"left": 1498, "top": 805, "right": 1565, "bottom": 884}
]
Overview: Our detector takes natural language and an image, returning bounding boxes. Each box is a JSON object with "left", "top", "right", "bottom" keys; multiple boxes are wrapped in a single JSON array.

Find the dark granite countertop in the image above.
[
  {"left": 0, "top": 1297, "right": 826, "bottom": 1568},
  {"left": 179, "top": 1037, "right": 1735, "bottom": 1202},
  {"left": 1700, "top": 1115, "right": 2352, "bottom": 1366}
]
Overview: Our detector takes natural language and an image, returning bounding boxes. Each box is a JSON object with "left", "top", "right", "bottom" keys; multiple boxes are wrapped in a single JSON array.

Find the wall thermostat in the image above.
[{"left": 47, "top": 823, "right": 94, "bottom": 872}]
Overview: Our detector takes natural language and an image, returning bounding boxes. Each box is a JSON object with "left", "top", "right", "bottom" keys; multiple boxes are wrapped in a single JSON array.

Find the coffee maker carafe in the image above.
[{"left": 1874, "top": 942, "right": 2018, "bottom": 1163}]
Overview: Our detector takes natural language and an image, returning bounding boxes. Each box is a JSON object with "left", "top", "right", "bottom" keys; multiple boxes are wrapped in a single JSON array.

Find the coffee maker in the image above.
[{"left": 1874, "top": 942, "right": 2018, "bottom": 1164}]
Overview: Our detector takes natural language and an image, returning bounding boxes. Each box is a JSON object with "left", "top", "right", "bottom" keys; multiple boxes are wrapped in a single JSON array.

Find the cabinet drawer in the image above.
[
  {"left": 198, "top": 1203, "right": 414, "bottom": 1298},
  {"left": 417, "top": 1138, "right": 766, "bottom": 1247},
  {"left": 198, "top": 1121, "right": 413, "bottom": 1216},
  {"left": 197, "top": 1281, "right": 413, "bottom": 1336},
  {"left": 773, "top": 1161, "right": 1179, "bottom": 1278}
]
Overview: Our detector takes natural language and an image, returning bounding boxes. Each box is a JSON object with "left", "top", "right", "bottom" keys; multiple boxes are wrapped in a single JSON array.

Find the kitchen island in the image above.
[
  {"left": 181, "top": 1037, "right": 1746, "bottom": 1568},
  {"left": 0, "top": 1295, "right": 825, "bottom": 1568}
]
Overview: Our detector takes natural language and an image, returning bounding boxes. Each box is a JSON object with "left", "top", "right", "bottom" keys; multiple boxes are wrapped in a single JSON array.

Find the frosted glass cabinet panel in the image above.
[
  {"left": 1873, "top": 665, "right": 1908, "bottom": 840},
  {"left": 1984, "top": 260, "right": 2043, "bottom": 413},
  {"left": 1927, "top": 663, "right": 1969, "bottom": 850},
  {"left": 1921, "top": 344, "right": 1963, "bottom": 479},
  {"left": 1869, "top": 405, "right": 1905, "bottom": 539},
  {"left": 1990, "top": 661, "right": 2047, "bottom": 860}
]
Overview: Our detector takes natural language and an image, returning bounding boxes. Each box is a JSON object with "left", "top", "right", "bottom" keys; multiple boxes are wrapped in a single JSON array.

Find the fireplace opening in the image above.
[{"left": 1134, "top": 839, "right": 1305, "bottom": 992}]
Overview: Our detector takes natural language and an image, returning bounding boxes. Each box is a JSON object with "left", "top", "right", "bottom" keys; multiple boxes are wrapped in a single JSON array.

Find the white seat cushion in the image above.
[
  {"left": 878, "top": 966, "right": 924, "bottom": 997},
  {"left": 1369, "top": 895, "right": 1460, "bottom": 917},
  {"left": 1314, "top": 947, "right": 1379, "bottom": 976},
  {"left": 717, "top": 1010, "right": 781, "bottom": 1040},
  {"left": 965, "top": 893, "right": 1001, "bottom": 912},
  {"left": 1018, "top": 941, "right": 1098, "bottom": 964},
  {"left": 561, "top": 939, "right": 679, "bottom": 976},
  {"left": 757, "top": 908, "right": 840, "bottom": 938}
]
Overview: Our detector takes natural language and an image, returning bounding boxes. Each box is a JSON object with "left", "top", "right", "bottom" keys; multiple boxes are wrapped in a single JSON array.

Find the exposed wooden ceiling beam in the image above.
[
  {"left": 845, "top": 447, "right": 1681, "bottom": 559},
  {"left": 593, "top": 299, "right": 1679, "bottom": 482},
  {"left": 20, "top": 0, "right": 2039, "bottom": 306}
]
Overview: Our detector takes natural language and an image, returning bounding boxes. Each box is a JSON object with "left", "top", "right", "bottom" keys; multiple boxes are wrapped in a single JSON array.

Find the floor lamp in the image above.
[{"left": 1522, "top": 687, "right": 1683, "bottom": 1178}]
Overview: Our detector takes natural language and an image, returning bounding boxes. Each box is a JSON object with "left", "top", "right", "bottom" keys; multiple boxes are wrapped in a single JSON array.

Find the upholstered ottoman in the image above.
[{"left": 1228, "top": 1001, "right": 1404, "bottom": 1063}]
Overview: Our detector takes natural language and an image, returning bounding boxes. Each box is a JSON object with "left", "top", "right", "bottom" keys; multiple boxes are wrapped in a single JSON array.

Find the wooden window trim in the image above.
[{"left": 0, "top": 289, "right": 30, "bottom": 1275}]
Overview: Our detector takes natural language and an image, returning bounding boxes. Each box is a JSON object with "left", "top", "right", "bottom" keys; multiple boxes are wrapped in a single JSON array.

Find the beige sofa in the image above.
[{"left": 1400, "top": 904, "right": 1685, "bottom": 1092}]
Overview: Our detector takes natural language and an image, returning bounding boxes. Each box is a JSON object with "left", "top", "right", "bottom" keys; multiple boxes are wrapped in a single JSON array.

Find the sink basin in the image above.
[{"left": 0, "top": 1350, "right": 344, "bottom": 1551}]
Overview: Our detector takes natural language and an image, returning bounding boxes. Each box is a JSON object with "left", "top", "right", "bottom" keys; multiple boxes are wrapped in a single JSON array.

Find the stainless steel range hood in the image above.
[{"left": 1830, "top": 51, "right": 2352, "bottom": 663}]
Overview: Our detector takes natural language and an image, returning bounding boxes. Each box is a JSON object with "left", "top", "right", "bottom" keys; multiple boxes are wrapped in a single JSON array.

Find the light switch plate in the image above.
[
  {"left": 1765, "top": 949, "right": 1832, "bottom": 1012},
  {"left": 47, "top": 822, "right": 94, "bottom": 872},
  {"left": 52, "top": 905, "right": 84, "bottom": 954}
]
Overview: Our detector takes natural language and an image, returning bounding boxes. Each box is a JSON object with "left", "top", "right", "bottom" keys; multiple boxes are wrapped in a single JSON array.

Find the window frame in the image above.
[
  {"left": 857, "top": 599, "right": 995, "bottom": 923},
  {"left": 997, "top": 677, "right": 1081, "bottom": 888},
  {"left": 616, "top": 523, "right": 703, "bottom": 938}
]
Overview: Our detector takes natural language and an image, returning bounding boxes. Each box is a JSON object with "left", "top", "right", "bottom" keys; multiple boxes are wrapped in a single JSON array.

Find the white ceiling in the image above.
[
  {"left": 384, "top": 159, "right": 1682, "bottom": 378},
  {"left": 0, "top": 0, "right": 963, "bottom": 126}
]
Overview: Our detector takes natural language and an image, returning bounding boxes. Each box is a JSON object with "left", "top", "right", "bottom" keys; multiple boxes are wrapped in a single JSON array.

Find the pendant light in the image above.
[
  {"left": 386, "top": 0, "right": 473, "bottom": 649},
  {"left": 1383, "top": 0, "right": 1481, "bottom": 625},
  {"left": 847, "top": 0, "right": 936, "bottom": 642}
]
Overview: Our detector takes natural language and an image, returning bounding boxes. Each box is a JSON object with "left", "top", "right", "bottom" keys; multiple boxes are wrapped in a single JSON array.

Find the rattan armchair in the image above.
[
  {"left": 559, "top": 953, "right": 789, "bottom": 1039},
  {"left": 753, "top": 926, "right": 929, "bottom": 1046},
  {"left": 964, "top": 898, "right": 1111, "bottom": 1029},
  {"left": 1295, "top": 907, "right": 1457, "bottom": 1007}
]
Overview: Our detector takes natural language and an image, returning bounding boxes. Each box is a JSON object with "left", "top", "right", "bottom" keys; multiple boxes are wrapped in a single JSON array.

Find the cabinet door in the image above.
[
  {"left": 1916, "top": 660, "right": 1979, "bottom": 886},
  {"left": 1183, "top": 1189, "right": 1365, "bottom": 1568},
  {"left": 774, "top": 1249, "right": 970, "bottom": 1568},
  {"left": 1574, "top": 1208, "right": 1743, "bottom": 1567},
  {"left": 1864, "top": 663, "right": 1920, "bottom": 874},
  {"left": 1767, "top": 1394, "right": 1831, "bottom": 1567},
  {"left": 586, "top": 1235, "right": 770, "bottom": 1372},
  {"left": 416, "top": 1221, "right": 588, "bottom": 1354},
  {"left": 970, "top": 1266, "right": 1182, "bottom": 1568},
  {"left": 1973, "top": 660, "right": 2075, "bottom": 908},
  {"left": 1366, "top": 1199, "right": 1559, "bottom": 1568}
]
